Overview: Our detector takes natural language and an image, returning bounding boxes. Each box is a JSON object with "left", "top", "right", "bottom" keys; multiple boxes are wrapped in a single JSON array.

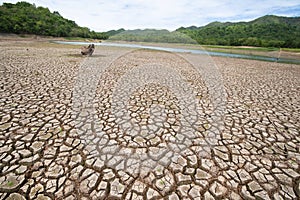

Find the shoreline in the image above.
[
  {"left": 1, "top": 34, "right": 299, "bottom": 62},
  {"left": 53, "top": 40, "right": 300, "bottom": 65}
]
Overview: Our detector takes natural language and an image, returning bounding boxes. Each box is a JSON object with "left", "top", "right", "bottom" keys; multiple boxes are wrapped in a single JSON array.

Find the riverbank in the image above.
[
  {"left": 1, "top": 34, "right": 299, "bottom": 62},
  {"left": 52, "top": 40, "right": 300, "bottom": 64},
  {"left": 104, "top": 39, "right": 300, "bottom": 61}
]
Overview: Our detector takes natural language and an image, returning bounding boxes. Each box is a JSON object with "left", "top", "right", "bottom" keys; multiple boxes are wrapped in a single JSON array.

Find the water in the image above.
[{"left": 53, "top": 41, "right": 300, "bottom": 64}]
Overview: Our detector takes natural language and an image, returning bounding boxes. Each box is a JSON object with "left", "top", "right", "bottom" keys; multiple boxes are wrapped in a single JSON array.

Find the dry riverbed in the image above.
[{"left": 0, "top": 39, "right": 299, "bottom": 199}]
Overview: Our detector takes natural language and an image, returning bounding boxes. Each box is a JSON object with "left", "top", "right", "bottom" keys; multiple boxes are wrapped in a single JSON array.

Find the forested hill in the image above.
[
  {"left": 177, "top": 15, "right": 300, "bottom": 48},
  {"left": 0, "top": 2, "right": 108, "bottom": 39},
  {"left": 1, "top": 2, "right": 300, "bottom": 48},
  {"left": 108, "top": 29, "right": 197, "bottom": 44}
]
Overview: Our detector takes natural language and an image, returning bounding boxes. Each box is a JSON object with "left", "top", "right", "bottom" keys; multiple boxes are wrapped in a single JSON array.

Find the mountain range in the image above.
[
  {"left": 1, "top": 2, "right": 299, "bottom": 48},
  {"left": 176, "top": 15, "right": 300, "bottom": 48}
]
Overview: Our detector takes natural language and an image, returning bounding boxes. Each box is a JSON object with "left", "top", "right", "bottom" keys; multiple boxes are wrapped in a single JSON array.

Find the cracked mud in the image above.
[{"left": 0, "top": 40, "right": 299, "bottom": 200}]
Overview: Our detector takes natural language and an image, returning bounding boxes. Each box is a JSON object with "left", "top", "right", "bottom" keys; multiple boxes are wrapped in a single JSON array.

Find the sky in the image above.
[{"left": 1, "top": 0, "right": 300, "bottom": 31}]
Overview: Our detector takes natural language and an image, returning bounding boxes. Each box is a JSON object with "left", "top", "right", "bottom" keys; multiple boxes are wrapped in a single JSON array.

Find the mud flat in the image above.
[{"left": 0, "top": 39, "right": 299, "bottom": 199}]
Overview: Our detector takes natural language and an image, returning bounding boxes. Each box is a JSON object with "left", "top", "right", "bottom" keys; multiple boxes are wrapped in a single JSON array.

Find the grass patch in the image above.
[
  {"left": 7, "top": 181, "right": 14, "bottom": 187},
  {"left": 282, "top": 48, "right": 300, "bottom": 52},
  {"left": 159, "top": 180, "right": 165, "bottom": 185},
  {"left": 64, "top": 37, "right": 101, "bottom": 43},
  {"left": 202, "top": 45, "right": 279, "bottom": 52},
  {"left": 157, "top": 167, "right": 162, "bottom": 173}
]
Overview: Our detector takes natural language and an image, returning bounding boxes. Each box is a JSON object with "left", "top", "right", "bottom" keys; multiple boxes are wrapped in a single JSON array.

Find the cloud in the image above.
[{"left": 1, "top": 0, "right": 299, "bottom": 31}]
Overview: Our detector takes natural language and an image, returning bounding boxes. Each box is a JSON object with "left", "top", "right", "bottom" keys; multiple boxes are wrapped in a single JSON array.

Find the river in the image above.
[{"left": 53, "top": 41, "right": 300, "bottom": 64}]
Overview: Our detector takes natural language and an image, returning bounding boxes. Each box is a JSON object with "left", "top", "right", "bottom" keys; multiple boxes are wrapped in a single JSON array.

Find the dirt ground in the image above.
[{"left": 0, "top": 38, "right": 299, "bottom": 199}]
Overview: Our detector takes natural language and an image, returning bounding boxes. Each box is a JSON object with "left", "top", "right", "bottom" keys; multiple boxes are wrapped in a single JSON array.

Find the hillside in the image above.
[
  {"left": 177, "top": 15, "right": 300, "bottom": 48},
  {"left": 108, "top": 29, "right": 197, "bottom": 44},
  {"left": 1, "top": 2, "right": 299, "bottom": 48},
  {"left": 105, "top": 28, "right": 126, "bottom": 37},
  {"left": 0, "top": 2, "right": 108, "bottom": 39}
]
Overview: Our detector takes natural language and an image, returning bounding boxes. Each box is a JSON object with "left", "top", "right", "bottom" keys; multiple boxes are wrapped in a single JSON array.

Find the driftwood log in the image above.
[{"left": 81, "top": 44, "right": 95, "bottom": 56}]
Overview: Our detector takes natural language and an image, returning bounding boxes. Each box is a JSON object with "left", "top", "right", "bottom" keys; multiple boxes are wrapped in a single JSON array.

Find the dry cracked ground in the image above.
[{"left": 0, "top": 39, "right": 299, "bottom": 200}]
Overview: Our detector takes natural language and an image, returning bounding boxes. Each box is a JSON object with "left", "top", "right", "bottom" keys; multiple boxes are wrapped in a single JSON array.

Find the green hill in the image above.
[
  {"left": 0, "top": 1, "right": 108, "bottom": 39},
  {"left": 105, "top": 28, "right": 125, "bottom": 37},
  {"left": 1, "top": 2, "right": 299, "bottom": 48},
  {"left": 108, "top": 29, "right": 197, "bottom": 44},
  {"left": 177, "top": 15, "right": 300, "bottom": 48}
]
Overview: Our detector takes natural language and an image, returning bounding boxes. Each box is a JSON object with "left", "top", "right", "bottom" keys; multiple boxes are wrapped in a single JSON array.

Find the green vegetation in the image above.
[
  {"left": 7, "top": 181, "right": 14, "bottom": 187},
  {"left": 1, "top": 2, "right": 299, "bottom": 48},
  {"left": 109, "top": 29, "right": 197, "bottom": 44},
  {"left": 177, "top": 15, "right": 300, "bottom": 48},
  {"left": 110, "top": 15, "right": 300, "bottom": 47},
  {"left": 105, "top": 28, "right": 125, "bottom": 37},
  {"left": 202, "top": 45, "right": 278, "bottom": 51},
  {"left": 282, "top": 48, "right": 300, "bottom": 52},
  {"left": 0, "top": 1, "right": 108, "bottom": 39}
]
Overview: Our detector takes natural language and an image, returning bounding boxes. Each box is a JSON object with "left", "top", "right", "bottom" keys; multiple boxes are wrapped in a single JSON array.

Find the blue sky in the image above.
[{"left": 1, "top": 0, "right": 300, "bottom": 31}]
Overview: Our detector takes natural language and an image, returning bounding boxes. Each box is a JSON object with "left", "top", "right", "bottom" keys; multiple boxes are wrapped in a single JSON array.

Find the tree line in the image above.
[
  {"left": 176, "top": 15, "right": 300, "bottom": 48},
  {"left": 0, "top": 2, "right": 108, "bottom": 39},
  {"left": 108, "top": 29, "right": 197, "bottom": 44},
  {"left": 1, "top": 2, "right": 300, "bottom": 48}
]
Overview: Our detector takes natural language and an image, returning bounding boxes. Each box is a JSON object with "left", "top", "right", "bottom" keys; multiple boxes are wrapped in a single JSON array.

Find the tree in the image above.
[
  {"left": 177, "top": 15, "right": 300, "bottom": 48},
  {"left": 0, "top": 1, "right": 108, "bottom": 39}
]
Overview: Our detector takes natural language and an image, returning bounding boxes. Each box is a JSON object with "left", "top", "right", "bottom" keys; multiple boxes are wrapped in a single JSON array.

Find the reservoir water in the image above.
[{"left": 53, "top": 41, "right": 300, "bottom": 64}]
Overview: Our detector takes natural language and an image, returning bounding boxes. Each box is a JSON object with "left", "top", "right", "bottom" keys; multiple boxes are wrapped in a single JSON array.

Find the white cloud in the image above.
[{"left": 1, "top": 0, "right": 299, "bottom": 31}]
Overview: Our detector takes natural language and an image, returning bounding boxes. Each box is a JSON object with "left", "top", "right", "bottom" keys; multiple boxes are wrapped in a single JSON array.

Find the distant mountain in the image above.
[
  {"left": 108, "top": 29, "right": 197, "bottom": 44},
  {"left": 1, "top": 2, "right": 299, "bottom": 48},
  {"left": 0, "top": 2, "right": 108, "bottom": 39},
  {"left": 177, "top": 15, "right": 300, "bottom": 48},
  {"left": 105, "top": 28, "right": 125, "bottom": 37}
]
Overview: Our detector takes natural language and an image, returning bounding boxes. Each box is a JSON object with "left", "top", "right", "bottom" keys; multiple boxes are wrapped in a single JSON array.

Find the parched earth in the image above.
[{"left": 0, "top": 40, "right": 299, "bottom": 199}]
